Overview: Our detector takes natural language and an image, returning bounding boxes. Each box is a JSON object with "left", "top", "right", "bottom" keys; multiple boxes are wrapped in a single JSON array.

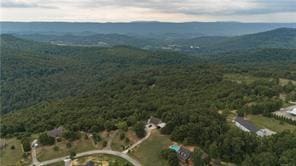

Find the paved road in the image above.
[
  {"left": 34, "top": 150, "right": 141, "bottom": 166},
  {"left": 31, "top": 127, "right": 153, "bottom": 166}
]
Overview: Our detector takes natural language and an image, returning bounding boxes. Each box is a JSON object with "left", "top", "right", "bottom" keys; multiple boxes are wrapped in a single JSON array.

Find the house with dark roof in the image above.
[
  {"left": 177, "top": 146, "right": 192, "bottom": 162},
  {"left": 147, "top": 116, "right": 166, "bottom": 128},
  {"left": 47, "top": 127, "right": 64, "bottom": 138},
  {"left": 235, "top": 117, "right": 277, "bottom": 137},
  {"left": 169, "top": 144, "right": 192, "bottom": 162},
  {"left": 234, "top": 117, "right": 258, "bottom": 133}
]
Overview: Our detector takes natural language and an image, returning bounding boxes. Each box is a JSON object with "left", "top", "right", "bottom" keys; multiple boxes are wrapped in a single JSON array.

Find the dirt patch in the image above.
[{"left": 127, "top": 130, "right": 140, "bottom": 144}]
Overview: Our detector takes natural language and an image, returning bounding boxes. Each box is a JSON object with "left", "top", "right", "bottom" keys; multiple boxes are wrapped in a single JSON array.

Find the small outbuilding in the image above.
[{"left": 256, "top": 128, "right": 276, "bottom": 137}]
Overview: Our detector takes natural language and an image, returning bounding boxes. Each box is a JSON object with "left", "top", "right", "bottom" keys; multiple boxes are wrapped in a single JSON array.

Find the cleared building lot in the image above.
[{"left": 273, "top": 105, "right": 296, "bottom": 121}]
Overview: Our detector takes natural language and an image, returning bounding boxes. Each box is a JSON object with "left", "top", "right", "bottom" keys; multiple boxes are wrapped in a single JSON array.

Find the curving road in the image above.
[
  {"left": 32, "top": 126, "right": 154, "bottom": 166},
  {"left": 37, "top": 150, "right": 141, "bottom": 166}
]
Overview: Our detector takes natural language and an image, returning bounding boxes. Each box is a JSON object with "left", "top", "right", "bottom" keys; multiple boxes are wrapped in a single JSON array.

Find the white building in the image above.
[
  {"left": 256, "top": 128, "right": 276, "bottom": 137},
  {"left": 64, "top": 158, "right": 72, "bottom": 166},
  {"left": 288, "top": 108, "right": 296, "bottom": 116},
  {"left": 147, "top": 116, "right": 166, "bottom": 129}
]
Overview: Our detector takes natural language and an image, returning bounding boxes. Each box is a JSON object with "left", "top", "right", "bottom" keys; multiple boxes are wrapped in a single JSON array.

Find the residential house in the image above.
[
  {"left": 169, "top": 144, "right": 192, "bottom": 162},
  {"left": 147, "top": 116, "right": 166, "bottom": 129},
  {"left": 177, "top": 146, "right": 192, "bottom": 162},
  {"left": 235, "top": 117, "right": 276, "bottom": 137}
]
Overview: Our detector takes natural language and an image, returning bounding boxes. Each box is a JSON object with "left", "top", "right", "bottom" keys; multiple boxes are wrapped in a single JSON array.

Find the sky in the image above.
[{"left": 1, "top": 0, "right": 296, "bottom": 22}]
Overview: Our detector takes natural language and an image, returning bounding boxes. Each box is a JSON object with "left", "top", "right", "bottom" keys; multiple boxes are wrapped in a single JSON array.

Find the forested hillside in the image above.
[
  {"left": 15, "top": 33, "right": 161, "bottom": 48},
  {"left": 15, "top": 28, "right": 296, "bottom": 55},
  {"left": 1, "top": 35, "right": 195, "bottom": 114},
  {"left": 1, "top": 35, "right": 296, "bottom": 165},
  {"left": 176, "top": 28, "right": 296, "bottom": 54}
]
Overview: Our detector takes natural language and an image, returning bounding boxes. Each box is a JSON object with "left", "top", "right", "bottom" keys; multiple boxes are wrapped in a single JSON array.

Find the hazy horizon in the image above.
[{"left": 1, "top": 0, "right": 296, "bottom": 23}]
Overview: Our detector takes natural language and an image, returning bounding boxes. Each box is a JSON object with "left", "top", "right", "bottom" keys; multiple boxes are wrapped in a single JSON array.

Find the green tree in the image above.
[
  {"left": 193, "top": 148, "right": 205, "bottom": 166},
  {"left": 209, "top": 142, "right": 220, "bottom": 159},
  {"left": 279, "top": 149, "right": 296, "bottom": 165},
  {"left": 21, "top": 138, "right": 31, "bottom": 152},
  {"left": 39, "top": 133, "right": 55, "bottom": 145},
  {"left": 69, "top": 151, "right": 76, "bottom": 160},
  {"left": 133, "top": 122, "right": 146, "bottom": 138},
  {"left": 116, "top": 121, "right": 128, "bottom": 131},
  {"left": 167, "top": 150, "right": 179, "bottom": 166}
]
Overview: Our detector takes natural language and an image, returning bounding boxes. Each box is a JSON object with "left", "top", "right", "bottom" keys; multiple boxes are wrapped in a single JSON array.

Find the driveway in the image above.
[{"left": 122, "top": 126, "right": 152, "bottom": 154}]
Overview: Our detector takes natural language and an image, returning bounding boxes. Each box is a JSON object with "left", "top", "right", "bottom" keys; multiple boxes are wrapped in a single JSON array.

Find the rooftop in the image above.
[
  {"left": 288, "top": 108, "right": 296, "bottom": 116},
  {"left": 178, "top": 146, "right": 192, "bottom": 161},
  {"left": 148, "top": 116, "right": 162, "bottom": 125},
  {"left": 235, "top": 117, "right": 259, "bottom": 132}
]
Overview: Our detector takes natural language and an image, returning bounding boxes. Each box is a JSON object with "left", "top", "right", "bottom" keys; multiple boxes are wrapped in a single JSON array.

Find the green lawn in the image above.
[
  {"left": 247, "top": 115, "right": 296, "bottom": 133},
  {"left": 130, "top": 130, "right": 172, "bottom": 166},
  {"left": 37, "top": 133, "right": 96, "bottom": 161},
  {"left": 0, "top": 138, "right": 31, "bottom": 166},
  {"left": 111, "top": 130, "right": 139, "bottom": 152}
]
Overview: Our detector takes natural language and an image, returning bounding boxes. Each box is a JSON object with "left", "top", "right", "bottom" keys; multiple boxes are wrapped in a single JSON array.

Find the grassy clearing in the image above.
[
  {"left": 37, "top": 133, "right": 96, "bottom": 161},
  {"left": 279, "top": 78, "right": 296, "bottom": 86},
  {"left": 72, "top": 154, "right": 132, "bottom": 166},
  {"left": 223, "top": 73, "right": 272, "bottom": 84},
  {"left": 0, "top": 138, "right": 31, "bottom": 166},
  {"left": 130, "top": 130, "right": 172, "bottom": 166},
  {"left": 111, "top": 130, "right": 139, "bottom": 151},
  {"left": 247, "top": 115, "right": 296, "bottom": 133}
]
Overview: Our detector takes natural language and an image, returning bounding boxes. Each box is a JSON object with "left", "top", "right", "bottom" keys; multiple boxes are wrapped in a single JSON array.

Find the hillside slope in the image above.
[
  {"left": 1, "top": 35, "right": 196, "bottom": 114},
  {"left": 179, "top": 28, "right": 296, "bottom": 53}
]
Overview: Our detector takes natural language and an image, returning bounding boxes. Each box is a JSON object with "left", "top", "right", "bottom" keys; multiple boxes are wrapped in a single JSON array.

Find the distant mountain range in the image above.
[
  {"left": 2, "top": 21, "right": 296, "bottom": 37},
  {"left": 13, "top": 27, "right": 296, "bottom": 54}
]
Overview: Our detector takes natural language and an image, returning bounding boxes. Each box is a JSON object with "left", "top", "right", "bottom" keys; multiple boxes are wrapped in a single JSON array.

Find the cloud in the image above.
[
  {"left": 78, "top": 0, "right": 296, "bottom": 15},
  {"left": 1, "top": 0, "right": 296, "bottom": 22},
  {"left": 1, "top": 0, "right": 57, "bottom": 8}
]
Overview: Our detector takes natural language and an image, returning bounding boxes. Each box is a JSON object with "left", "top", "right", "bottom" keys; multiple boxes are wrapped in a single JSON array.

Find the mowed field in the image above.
[
  {"left": 0, "top": 138, "right": 31, "bottom": 166},
  {"left": 130, "top": 130, "right": 172, "bottom": 166},
  {"left": 247, "top": 115, "right": 296, "bottom": 132}
]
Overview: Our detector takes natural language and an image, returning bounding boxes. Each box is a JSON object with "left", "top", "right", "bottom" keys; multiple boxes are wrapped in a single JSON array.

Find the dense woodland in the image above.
[{"left": 1, "top": 33, "right": 296, "bottom": 165}]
